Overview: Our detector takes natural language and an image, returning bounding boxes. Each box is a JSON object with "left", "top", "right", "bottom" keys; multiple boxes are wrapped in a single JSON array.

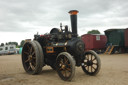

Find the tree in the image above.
[
  {"left": 8, "top": 42, "right": 12, "bottom": 45},
  {"left": 8, "top": 42, "right": 18, "bottom": 46},
  {"left": 87, "top": 30, "right": 100, "bottom": 34},
  {"left": 0, "top": 42, "right": 19, "bottom": 47},
  {"left": 1, "top": 43, "right": 4, "bottom": 46},
  {"left": 20, "top": 40, "right": 25, "bottom": 47},
  {"left": 6, "top": 43, "right": 8, "bottom": 45},
  {"left": 12, "top": 42, "right": 18, "bottom": 46}
]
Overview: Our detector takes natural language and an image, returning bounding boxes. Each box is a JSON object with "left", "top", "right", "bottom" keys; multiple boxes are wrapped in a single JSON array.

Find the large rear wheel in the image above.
[
  {"left": 81, "top": 50, "right": 101, "bottom": 76},
  {"left": 22, "top": 41, "right": 44, "bottom": 74},
  {"left": 56, "top": 52, "right": 75, "bottom": 81}
]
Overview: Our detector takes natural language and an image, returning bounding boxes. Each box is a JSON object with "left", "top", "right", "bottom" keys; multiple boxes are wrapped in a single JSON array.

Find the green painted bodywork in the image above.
[{"left": 104, "top": 29, "right": 124, "bottom": 46}]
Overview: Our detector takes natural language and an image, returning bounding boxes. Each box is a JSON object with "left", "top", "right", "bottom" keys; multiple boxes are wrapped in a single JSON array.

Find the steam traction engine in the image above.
[{"left": 22, "top": 10, "right": 101, "bottom": 81}]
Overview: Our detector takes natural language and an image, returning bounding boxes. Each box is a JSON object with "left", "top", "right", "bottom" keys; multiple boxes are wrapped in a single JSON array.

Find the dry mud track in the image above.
[{"left": 0, "top": 54, "right": 128, "bottom": 85}]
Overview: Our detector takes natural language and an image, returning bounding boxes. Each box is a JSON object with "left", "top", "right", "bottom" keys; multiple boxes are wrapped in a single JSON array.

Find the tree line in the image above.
[{"left": 0, "top": 40, "right": 25, "bottom": 48}]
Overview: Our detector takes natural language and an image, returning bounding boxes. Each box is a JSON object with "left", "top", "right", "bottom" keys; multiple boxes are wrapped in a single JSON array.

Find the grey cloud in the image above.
[{"left": 0, "top": 0, "right": 128, "bottom": 33}]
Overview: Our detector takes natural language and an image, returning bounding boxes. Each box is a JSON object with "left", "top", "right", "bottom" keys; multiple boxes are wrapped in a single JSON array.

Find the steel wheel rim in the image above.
[
  {"left": 22, "top": 42, "right": 36, "bottom": 72},
  {"left": 84, "top": 54, "right": 98, "bottom": 73},
  {"left": 57, "top": 55, "right": 72, "bottom": 79},
  {"left": 81, "top": 51, "right": 101, "bottom": 75}
]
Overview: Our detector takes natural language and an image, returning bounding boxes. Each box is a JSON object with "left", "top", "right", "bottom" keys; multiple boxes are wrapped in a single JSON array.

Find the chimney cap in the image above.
[{"left": 69, "top": 10, "right": 79, "bottom": 15}]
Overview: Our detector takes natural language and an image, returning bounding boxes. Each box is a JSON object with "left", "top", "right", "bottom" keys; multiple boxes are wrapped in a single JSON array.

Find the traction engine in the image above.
[{"left": 22, "top": 10, "right": 101, "bottom": 81}]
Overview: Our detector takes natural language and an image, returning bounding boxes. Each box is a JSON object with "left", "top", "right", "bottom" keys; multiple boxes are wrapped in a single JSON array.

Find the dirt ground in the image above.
[{"left": 0, "top": 54, "right": 128, "bottom": 85}]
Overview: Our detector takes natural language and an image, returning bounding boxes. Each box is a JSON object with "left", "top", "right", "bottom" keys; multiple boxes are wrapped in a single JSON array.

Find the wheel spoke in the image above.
[
  {"left": 84, "top": 62, "right": 87, "bottom": 65},
  {"left": 64, "top": 57, "right": 68, "bottom": 64},
  {"left": 59, "top": 67, "right": 63, "bottom": 71},
  {"left": 93, "top": 63, "right": 98, "bottom": 65},
  {"left": 27, "top": 66, "right": 31, "bottom": 70},
  {"left": 27, "top": 45, "right": 30, "bottom": 51},
  {"left": 25, "top": 58, "right": 30, "bottom": 63},
  {"left": 65, "top": 70, "right": 67, "bottom": 77},
  {"left": 67, "top": 64, "right": 71, "bottom": 66},
  {"left": 24, "top": 52, "right": 29, "bottom": 55},
  {"left": 87, "top": 66, "right": 89, "bottom": 71},
  {"left": 61, "top": 71, "right": 65, "bottom": 76},
  {"left": 92, "top": 58, "right": 96, "bottom": 61},
  {"left": 84, "top": 65, "right": 87, "bottom": 67},
  {"left": 30, "top": 47, "right": 33, "bottom": 54},
  {"left": 32, "top": 66, "right": 35, "bottom": 70},
  {"left": 91, "top": 55, "right": 92, "bottom": 60},
  {"left": 87, "top": 55, "right": 89, "bottom": 60},
  {"left": 31, "top": 51, "right": 35, "bottom": 56},
  {"left": 91, "top": 66, "right": 92, "bottom": 72},
  {"left": 30, "top": 63, "right": 35, "bottom": 70},
  {"left": 32, "top": 61, "right": 36, "bottom": 66},
  {"left": 64, "top": 57, "right": 66, "bottom": 62},
  {"left": 92, "top": 65, "right": 96, "bottom": 70},
  {"left": 66, "top": 68, "right": 71, "bottom": 72},
  {"left": 60, "top": 59, "right": 64, "bottom": 65}
]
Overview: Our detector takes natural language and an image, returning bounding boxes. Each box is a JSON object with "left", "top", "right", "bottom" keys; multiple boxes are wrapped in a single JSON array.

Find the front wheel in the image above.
[
  {"left": 22, "top": 41, "right": 44, "bottom": 74},
  {"left": 56, "top": 52, "right": 75, "bottom": 81},
  {"left": 81, "top": 50, "right": 101, "bottom": 76}
]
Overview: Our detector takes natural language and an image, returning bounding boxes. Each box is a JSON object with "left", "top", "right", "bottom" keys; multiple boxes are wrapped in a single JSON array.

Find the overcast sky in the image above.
[{"left": 0, "top": 0, "right": 128, "bottom": 44}]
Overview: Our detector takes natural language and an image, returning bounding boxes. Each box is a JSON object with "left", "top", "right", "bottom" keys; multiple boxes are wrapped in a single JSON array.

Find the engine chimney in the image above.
[{"left": 69, "top": 10, "right": 79, "bottom": 37}]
